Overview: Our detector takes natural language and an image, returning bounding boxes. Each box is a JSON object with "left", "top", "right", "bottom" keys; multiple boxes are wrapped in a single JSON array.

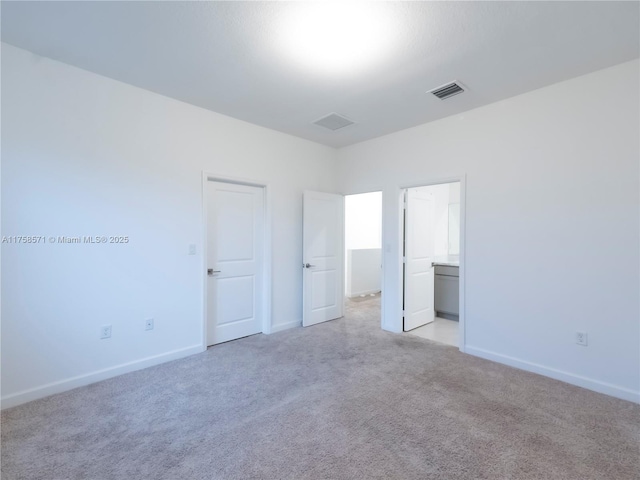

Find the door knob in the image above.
[
  {"left": 207, "top": 269, "right": 221, "bottom": 276},
  {"left": 303, "top": 263, "right": 315, "bottom": 269}
]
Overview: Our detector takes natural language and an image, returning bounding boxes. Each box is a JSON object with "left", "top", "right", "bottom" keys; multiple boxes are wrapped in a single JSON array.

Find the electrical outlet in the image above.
[
  {"left": 100, "top": 325, "right": 112, "bottom": 339},
  {"left": 576, "top": 331, "right": 588, "bottom": 346},
  {"left": 188, "top": 244, "right": 196, "bottom": 255},
  {"left": 145, "top": 318, "right": 154, "bottom": 331}
]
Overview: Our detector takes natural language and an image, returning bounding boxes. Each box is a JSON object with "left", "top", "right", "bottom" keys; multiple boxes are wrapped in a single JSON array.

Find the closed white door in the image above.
[
  {"left": 207, "top": 181, "right": 264, "bottom": 345},
  {"left": 303, "top": 191, "right": 344, "bottom": 327},
  {"left": 404, "top": 188, "right": 435, "bottom": 331}
]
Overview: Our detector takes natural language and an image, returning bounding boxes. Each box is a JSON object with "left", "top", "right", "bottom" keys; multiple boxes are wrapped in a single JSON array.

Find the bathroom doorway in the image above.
[{"left": 402, "top": 182, "right": 460, "bottom": 346}]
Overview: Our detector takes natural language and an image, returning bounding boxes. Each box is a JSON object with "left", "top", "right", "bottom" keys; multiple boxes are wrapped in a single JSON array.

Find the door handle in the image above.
[
  {"left": 207, "top": 269, "right": 221, "bottom": 276},
  {"left": 303, "top": 263, "right": 315, "bottom": 269}
]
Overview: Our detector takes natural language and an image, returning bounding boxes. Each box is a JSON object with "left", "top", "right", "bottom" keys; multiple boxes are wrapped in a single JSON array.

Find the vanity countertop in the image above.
[{"left": 432, "top": 255, "right": 460, "bottom": 267}]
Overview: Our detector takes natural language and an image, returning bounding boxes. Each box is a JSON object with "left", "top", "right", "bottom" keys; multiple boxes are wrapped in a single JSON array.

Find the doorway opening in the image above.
[
  {"left": 402, "top": 182, "right": 460, "bottom": 347},
  {"left": 344, "top": 191, "right": 382, "bottom": 328}
]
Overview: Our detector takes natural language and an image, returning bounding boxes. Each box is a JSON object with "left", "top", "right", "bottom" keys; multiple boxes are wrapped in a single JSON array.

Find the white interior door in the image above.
[
  {"left": 207, "top": 181, "right": 264, "bottom": 345},
  {"left": 404, "top": 188, "right": 435, "bottom": 331},
  {"left": 303, "top": 191, "right": 344, "bottom": 327}
]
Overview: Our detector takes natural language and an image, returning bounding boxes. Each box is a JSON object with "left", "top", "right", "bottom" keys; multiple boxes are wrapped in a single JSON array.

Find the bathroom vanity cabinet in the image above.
[{"left": 434, "top": 265, "right": 459, "bottom": 320}]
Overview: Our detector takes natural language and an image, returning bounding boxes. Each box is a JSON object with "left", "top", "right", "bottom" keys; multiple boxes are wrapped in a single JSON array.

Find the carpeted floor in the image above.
[{"left": 2, "top": 295, "right": 639, "bottom": 479}]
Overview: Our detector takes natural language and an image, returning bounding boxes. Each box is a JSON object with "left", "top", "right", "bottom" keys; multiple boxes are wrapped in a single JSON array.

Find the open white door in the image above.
[
  {"left": 303, "top": 191, "right": 344, "bottom": 327},
  {"left": 206, "top": 181, "right": 264, "bottom": 345},
  {"left": 403, "top": 188, "right": 435, "bottom": 331}
]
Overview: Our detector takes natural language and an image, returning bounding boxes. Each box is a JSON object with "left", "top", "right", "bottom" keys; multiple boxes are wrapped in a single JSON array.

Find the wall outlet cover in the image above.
[
  {"left": 100, "top": 325, "right": 112, "bottom": 339},
  {"left": 576, "top": 331, "right": 588, "bottom": 346}
]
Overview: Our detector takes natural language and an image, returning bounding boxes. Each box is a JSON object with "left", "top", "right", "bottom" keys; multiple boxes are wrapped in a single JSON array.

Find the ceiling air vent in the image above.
[
  {"left": 313, "top": 113, "right": 355, "bottom": 131},
  {"left": 429, "top": 81, "right": 465, "bottom": 100}
]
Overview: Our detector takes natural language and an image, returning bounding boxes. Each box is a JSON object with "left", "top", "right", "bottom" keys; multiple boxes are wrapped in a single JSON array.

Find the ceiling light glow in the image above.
[{"left": 277, "top": 2, "right": 395, "bottom": 75}]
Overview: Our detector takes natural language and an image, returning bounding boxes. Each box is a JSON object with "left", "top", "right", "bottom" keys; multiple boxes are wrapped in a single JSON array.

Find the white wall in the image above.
[
  {"left": 344, "top": 192, "right": 382, "bottom": 250},
  {"left": 344, "top": 192, "right": 382, "bottom": 297},
  {"left": 448, "top": 183, "right": 461, "bottom": 255},
  {"left": 449, "top": 182, "right": 460, "bottom": 204},
  {"left": 419, "top": 183, "right": 451, "bottom": 257},
  {"left": 413, "top": 182, "right": 460, "bottom": 258},
  {"left": 1, "top": 44, "right": 339, "bottom": 406},
  {"left": 337, "top": 60, "right": 640, "bottom": 402},
  {"left": 346, "top": 249, "right": 381, "bottom": 297},
  {"left": 3, "top": 44, "right": 638, "bottom": 407}
]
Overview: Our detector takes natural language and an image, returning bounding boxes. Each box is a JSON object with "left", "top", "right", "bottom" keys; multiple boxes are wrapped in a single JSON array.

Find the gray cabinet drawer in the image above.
[
  {"left": 435, "top": 274, "right": 459, "bottom": 315},
  {"left": 434, "top": 265, "right": 459, "bottom": 277}
]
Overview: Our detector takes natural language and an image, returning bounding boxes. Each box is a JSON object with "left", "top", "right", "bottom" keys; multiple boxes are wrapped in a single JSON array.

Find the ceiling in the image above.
[{"left": 2, "top": 1, "right": 639, "bottom": 148}]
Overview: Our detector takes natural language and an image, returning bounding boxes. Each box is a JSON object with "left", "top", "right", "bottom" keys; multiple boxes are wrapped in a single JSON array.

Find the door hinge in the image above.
[{"left": 402, "top": 256, "right": 406, "bottom": 264}]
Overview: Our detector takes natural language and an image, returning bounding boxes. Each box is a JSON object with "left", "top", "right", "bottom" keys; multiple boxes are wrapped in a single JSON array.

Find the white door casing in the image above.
[
  {"left": 206, "top": 181, "right": 264, "bottom": 345},
  {"left": 302, "top": 191, "right": 344, "bottom": 327},
  {"left": 403, "top": 188, "right": 435, "bottom": 331}
]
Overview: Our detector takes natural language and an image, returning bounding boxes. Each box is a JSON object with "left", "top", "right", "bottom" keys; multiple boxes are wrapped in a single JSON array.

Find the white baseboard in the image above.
[
  {"left": 465, "top": 345, "right": 640, "bottom": 404},
  {"left": 269, "top": 320, "right": 301, "bottom": 334},
  {"left": 1, "top": 344, "right": 204, "bottom": 410},
  {"left": 347, "top": 289, "right": 380, "bottom": 298}
]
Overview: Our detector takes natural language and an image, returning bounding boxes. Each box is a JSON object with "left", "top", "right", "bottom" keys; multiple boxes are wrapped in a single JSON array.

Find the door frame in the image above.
[
  {"left": 397, "top": 175, "right": 467, "bottom": 352},
  {"left": 201, "top": 172, "right": 272, "bottom": 351}
]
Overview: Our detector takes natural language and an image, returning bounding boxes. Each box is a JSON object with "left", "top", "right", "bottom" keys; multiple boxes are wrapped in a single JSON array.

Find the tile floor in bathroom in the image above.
[
  {"left": 347, "top": 293, "right": 458, "bottom": 347},
  {"left": 406, "top": 317, "right": 459, "bottom": 347}
]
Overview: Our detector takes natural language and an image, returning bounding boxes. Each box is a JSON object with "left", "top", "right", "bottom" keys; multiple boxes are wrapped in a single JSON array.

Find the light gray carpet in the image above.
[{"left": 2, "top": 295, "right": 639, "bottom": 479}]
